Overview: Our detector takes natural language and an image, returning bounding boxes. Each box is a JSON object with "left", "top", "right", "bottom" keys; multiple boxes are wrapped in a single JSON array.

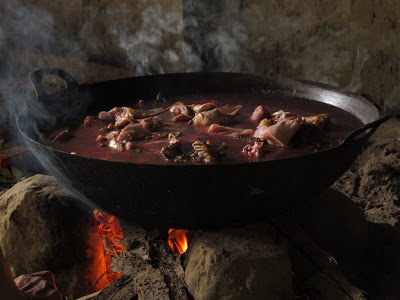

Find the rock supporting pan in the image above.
[{"left": 18, "top": 68, "right": 391, "bottom": 228}]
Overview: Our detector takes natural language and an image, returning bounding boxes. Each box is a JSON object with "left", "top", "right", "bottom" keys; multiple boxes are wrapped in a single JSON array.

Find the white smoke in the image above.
[
  {"left": 109, "top": 3, "right": 183, "bottom": 74},
  {"left": 345, "top": 48, "right": 369, "bottom": 93},
  {"left": 103, "top": 1, "right": 265, "bottom": 75}
]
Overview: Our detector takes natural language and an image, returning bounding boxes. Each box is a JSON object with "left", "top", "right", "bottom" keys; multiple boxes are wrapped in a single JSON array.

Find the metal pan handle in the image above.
[
  {"left": 29, "top": 67, "right": 79, "bottom": 99},
  {"left": 342, "top": 114, "right": 393, "bottom": 145}
]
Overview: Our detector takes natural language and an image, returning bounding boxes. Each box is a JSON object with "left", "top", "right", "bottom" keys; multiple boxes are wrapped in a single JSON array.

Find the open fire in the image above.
[
  {"left": 93, "top": 210, "right": 124, "bottom": 283},
  {"left": 94, "top": 209, "right": 195, "bottom": 258},
  {"left": 168, "top": 229, "right": 190, "bottom": 255},
  {"left": 168, "top": 229, "right": 200, "bottom": 255},
  {"left": 93, "top": 211, "right": 195, "bottom": 278}
]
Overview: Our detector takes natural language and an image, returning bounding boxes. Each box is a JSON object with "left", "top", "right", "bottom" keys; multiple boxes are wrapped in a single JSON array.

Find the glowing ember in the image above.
[
  {"left": 168, "top": 229, "right": 194, "bottom": 255},
  {"left": 94, "top": 210, "right": 124, "bottom": 282}
]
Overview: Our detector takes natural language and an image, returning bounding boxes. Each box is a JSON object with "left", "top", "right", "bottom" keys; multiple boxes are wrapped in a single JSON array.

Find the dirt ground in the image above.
[
  {"left": 316, "top": 117, "right": 400, "bottom": 299},
  {"left": 334, "top": 119, "right": 400, "bottom": 227}
]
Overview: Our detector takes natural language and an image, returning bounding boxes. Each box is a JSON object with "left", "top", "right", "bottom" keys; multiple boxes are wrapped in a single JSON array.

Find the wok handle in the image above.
[
  {"left": 342, "top": 114, "right": 393, "bottom": 145},
  {"left": 28, "top": 67, "right": 79, "bottom": 99}
]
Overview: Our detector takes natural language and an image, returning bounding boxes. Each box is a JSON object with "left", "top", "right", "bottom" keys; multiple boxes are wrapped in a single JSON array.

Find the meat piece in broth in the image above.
[
  {"left": 191, "top": 140, "right": 222, "bottom": 163},
  {"left": 96, "top": 135, "right": 108, "bottom": 146},
  {"left": 98, "top": 107, "right": 142, "bottom": 127},
  {"left": 138, "top": 117, "right": 165, "bottom": 131},
  {"left": 301, "top": 113, "right": 330, "bottom": 128},
  {"left": 172, "top": 114, "right": 192, "bottom": 122},
  {"left": 192, "top": 108, "right": 235, "bottom": 126},
  {"left": 169, "top": 102, "right": 191, "bottom": 115},
  {"left": 192, "top": 103, "right": 215, "bottom": 113},
  {"left": 51, "top": 130, "right": 72, "bottom": 143},
  {"left": 84, "top": 116, "right": 96, "bottom": 127},
  {"left": 257, "top": 118, "right": 273, "bottom": 128},
  {"left": 250, "top": 105, "right": 270, "bottom": 122},
  {"left": 109, "top": 138, "right": 124, "bottom": 152},
  {"left": 96, "top": 130, "right": 120, "bottom": 147},
  {"left": 254, "top": 118, "right": 301, "bottom": 146},
  {"left": 160, "top": 135, "right": 183, "bottom": 160},
  {"left": 271, "top": 110, "right": 298, "bottom": 121},
  {"left": 208, "top": 124, "right": 253, "bottom": 135},
  {"left": 242, "top": 141, "right": 265, "bottom": 162},
  {"left": 115, "top": 107, "right": 142, "bottom": 127},
  {"left": 98, "top": 107, "right": 123, "bottom": 121},
  {"left": 117, "top": 125, "right": 150, "bottom": 142},
  {"left": 125, "top": 141, "right": 137, "bottom": 151}
]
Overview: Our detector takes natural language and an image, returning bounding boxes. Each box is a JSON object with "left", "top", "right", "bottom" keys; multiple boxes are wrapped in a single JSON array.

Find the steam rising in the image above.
[
  {"left": 110, "top": 2, "right": 189, "bottom": 74},
  {"left": 106, "top": 1, "right": 263, "bottom": 74}
]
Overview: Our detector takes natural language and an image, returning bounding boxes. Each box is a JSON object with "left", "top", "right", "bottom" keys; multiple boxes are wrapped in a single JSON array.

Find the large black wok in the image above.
[{"left": 18, "top": 68, "right": 390, "bottom": 229}]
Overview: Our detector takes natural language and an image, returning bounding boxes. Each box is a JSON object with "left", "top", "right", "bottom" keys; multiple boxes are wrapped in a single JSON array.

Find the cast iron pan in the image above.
[{"left": 18, "top": 68, "right": 391, "bottom": 229}]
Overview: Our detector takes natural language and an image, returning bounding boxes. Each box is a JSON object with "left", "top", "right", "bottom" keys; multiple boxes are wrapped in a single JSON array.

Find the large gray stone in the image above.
[
  {"left": 0, "top": 174, "right": 109, "bottom": 299},
  {"left": 184, "top": 227, "right": 293, "bottom": 300}
]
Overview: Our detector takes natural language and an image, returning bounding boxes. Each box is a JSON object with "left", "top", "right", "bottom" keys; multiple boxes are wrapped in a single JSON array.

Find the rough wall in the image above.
[
  {"left": 1, "top": 0, "right": 399, "bottom": 111},
  {"left": 241, "top": 0, "right": 400, "bottom": 111},
  {"left": 0, "top": 0, "right": 185, "bottom": 82}
]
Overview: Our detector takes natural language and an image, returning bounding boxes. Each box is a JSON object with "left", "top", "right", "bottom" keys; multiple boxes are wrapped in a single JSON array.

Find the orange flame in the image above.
[
  {"left": 94, "top": 210, "right": 124, "bottom": 282},
  {"left": 167, "top": 229, "right": 199, "bottom": 255}
]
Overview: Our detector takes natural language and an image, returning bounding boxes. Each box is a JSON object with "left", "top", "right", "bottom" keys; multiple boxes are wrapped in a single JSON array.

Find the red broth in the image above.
[{"left": 49, "top": 92, "right": 363, "bottom": 164}]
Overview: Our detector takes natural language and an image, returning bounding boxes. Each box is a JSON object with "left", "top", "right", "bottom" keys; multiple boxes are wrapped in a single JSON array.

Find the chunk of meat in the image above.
[
  {"left": 96, "top": 135, "right": 108, "bottom": 147},
  {"left": 172, "top": 114, "right": 192, "bottom": 122},
  {"left": 191, "top": 140, "right": 221, "bottom": 163},
  {"left": 168, "top": 132, "right": 179, "bottom": 143},
  {"left": 117, "top": 125, "right": 150, "bottom": 141},
  {"left": 271, "top": 110, "right": 298, "bottom": 121},
  {"left": 125, "top": 141, "right": 138, "bottom": 151},
  {"left": 98, "top": 107, "right": 142, "bottom": 127},
  {"left": 99, "top": 123, "right": 115, "bottom": 134},
  {"left": 254, "top": 118, "right": 301, "bottom": 146},
  {"left": 242, "top": 141, "right": 265, "bottom": 162},
  {"left": 257, "top": 118, "right": 273, "bottom": 128},
  {"left": 108, "top": 138, "right": 124, "bottom": 152},
  {"left": 98, "top": 107, "right": 124, "bottom": 121},
  {"left": 169, "top": 102, "right": 191, "bottom": 115},
  {"left": 208, "top": 124, "right": 253, "bottom": 135},
  {"left": 192, "top": 108, "right": 236, "bottom": 126},
  {"left": 208, "top": 124, "right": 236, "bottom": 133},
  {"left": 160, "top": 139, "right": 183, "bottom": 160},
  {"left": 96, "top": 130, "right": 120, "bottom": 147},
  {"left": 105, "top": 130, "right": 120, "bottom": 140},
  {"left": 250, "top": 105, "right": 270, "bottom": 122},
  {"left": 301, "top": 113, "right": 330, "bottom": 128},
  {"left": 115, "top": 107, "right": 142, "bottom": 127},
  {"left": 51, "top": 130, "right": 72, "bottom": 143},
  {"left": 229, "top": 105, "right": 243, "bottom": 116},
  {"left": 192, "top": 103, "right": 215, "bottom": 113},
  {"left": 138, "top": 117, "right": 165, "bottom": 131},
  {"left": 84, "top": 116, "right": 96, "bottom": 127}
]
